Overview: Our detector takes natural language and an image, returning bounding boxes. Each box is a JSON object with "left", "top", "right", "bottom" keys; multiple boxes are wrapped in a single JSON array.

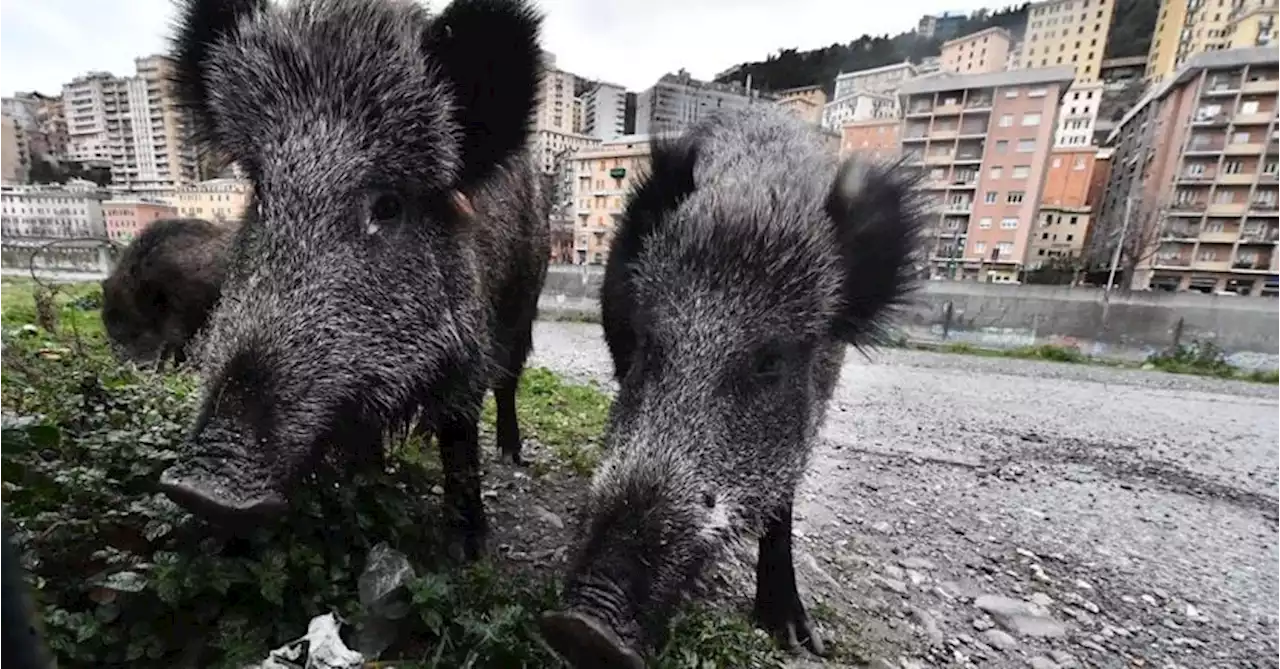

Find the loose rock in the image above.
[
  {"left": 982, "top": 629, "right": 1018, "bottom": 651},
  {"left": 974, "top": 594, "right": 1067, "bottom": 638}
]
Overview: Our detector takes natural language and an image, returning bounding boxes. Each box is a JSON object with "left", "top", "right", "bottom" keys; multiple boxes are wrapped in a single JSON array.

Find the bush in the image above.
[
  {"left": 1009, "top": 344, "right": 1086, "bottom": 363},
  {"left": 1146, "top": 340, "right": 1237, "bottom": 378}
]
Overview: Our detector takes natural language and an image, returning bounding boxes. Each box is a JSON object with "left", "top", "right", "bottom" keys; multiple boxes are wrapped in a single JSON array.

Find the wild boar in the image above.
[
  {"left": 155, "top": 0, "right": 550, "bottom": 561},
  {"left": 540, "top": 106, "right": 923, "bottom": 665}
]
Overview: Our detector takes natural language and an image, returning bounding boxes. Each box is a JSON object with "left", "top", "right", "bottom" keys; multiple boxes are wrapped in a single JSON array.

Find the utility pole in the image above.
[{"left": 1104, "top": 195, "right": 1134, "bottom": 299}]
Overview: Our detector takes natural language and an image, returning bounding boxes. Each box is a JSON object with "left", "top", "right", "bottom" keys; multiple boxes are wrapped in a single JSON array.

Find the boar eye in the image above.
[
  {"left": 751, "top": 348, "right": 784, "bottom": 380},
  {"left": 701, "top": 491, "right": 716, "bottom": 508},
  {"left": 369, "top": 193, "right": 403, "bottom": 223}
]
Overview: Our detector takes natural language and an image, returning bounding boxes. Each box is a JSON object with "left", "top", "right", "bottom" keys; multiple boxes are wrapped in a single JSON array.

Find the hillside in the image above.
[{"left": 715, "top": 0, "right": 1156, "bottom": 96}]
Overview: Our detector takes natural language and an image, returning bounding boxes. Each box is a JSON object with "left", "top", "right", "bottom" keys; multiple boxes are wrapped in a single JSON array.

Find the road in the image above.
[{"left": 523, "top": 321, "right": 1279, "bottom": 669}]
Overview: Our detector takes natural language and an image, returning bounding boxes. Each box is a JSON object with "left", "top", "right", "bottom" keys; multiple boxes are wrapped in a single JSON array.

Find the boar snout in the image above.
[
  {"left": 157, "top": 421, "right": 289, "bottom": 524},
  {"left": 539, "top": 610, "right": 645, "bottom": 669}
]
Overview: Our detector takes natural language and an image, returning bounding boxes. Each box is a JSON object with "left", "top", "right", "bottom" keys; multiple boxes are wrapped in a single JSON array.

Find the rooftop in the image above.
[
  {"left": 941, "top": 26, "right": 1013, "bottom": 48},
  {"left": 897, "top": 65, "right": 1075, "bottom": 96},
  {"left": 836, "top": 60, "right": 917, "bottom": 82}
]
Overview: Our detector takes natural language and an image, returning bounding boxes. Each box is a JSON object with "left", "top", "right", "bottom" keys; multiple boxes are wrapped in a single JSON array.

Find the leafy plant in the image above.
[{"left": 1145, "top": 339, "right": 1237, "bottom": 378}]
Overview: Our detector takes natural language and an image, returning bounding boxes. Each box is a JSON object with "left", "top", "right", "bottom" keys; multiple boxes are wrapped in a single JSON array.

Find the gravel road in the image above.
[{"left": 522, "top": 321, "right": 1280, "bottom": 669}]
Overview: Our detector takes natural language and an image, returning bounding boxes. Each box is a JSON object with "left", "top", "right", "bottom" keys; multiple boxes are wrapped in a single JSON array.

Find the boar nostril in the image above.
[
  {"left": 539, "top": 611, "right": 646, "bottom": 669},
  {"left": 701, "top": 491, "right": 716, "bottom": 508}
]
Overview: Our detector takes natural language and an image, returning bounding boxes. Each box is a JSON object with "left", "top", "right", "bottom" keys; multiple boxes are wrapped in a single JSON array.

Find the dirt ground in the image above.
[{"left": 482, "top": 321, "right": 1279, "bottom": 669}]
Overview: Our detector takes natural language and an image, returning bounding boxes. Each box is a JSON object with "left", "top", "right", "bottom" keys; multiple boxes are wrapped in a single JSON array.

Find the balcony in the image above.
[
  {"left": 934, "top": 102, "right": 963, "bottom": 116},
  {"left": 1192, "top": 259, "right": 1233, "bottom": 272},
  {"left": 902, "top": 132, "right": 929, "bottom": 142},
  {"left": 1191, "top": 113, "right": 1229, "bottom": 126},
  {"left": 1177, "top": 171, "right": 1216, "bottom": 183},
  {"left": 1185, "top": 142, "right": 1226, "bottom": 155},
  {"left": 907, "top": 106, "right": 934, "bottom": 117},
  {"left": 958, "top": 124, "right": 987, "bottom": 137},
  {"left": 1198, "top": 228, "right": 1240, "bottom": 243},
  {"left": 950, "top": 179, "right": 978, "bottom": 189},
  {"left": 1203, "top": 81, "right": 1241, "bottom": 96},
  {"left": 1162, "top": 227, "right": 1198, "bottom": 241},
  {"left": 1233, "top": 111, "right": 1275, "bottom": 126},
  {"left": 1232, "top": 259, "right": 1273, "bottom": 272},
  {"left": 964, "top": 97, "right": 993, "bottom": 111},
  {"left": 1169, "top": 201, "right": 1208, "bottom": 215},
  {"left": 1217, "top": 172, "right": 1257, "bottom": 185},
  {"left": 1241, "top": 78, "right": 1279, "bottom": 94},
  {"left": 1239, "top": 227, "right": 1280, "bottom": 243},
  {"left": 1250, "top": 199, "right": 1279, "bottom": 214},
  {"left": 954, "top": 151, "right": 984, "bottom": 163},
  {"left": 924, "top": 153, "right": 955, "bottom": 165},
  {"left": 932, "top": 128, "right": 959, "bottom": 140},
  {"left": 1207, "top": 202, "right": 1248, "bottom": 216},
  {"left": 1224, "top": 142, "right": 1265, "bottom": 155},
  {"left": 943, "top": 202, "right": 973, "bottom": 214}
]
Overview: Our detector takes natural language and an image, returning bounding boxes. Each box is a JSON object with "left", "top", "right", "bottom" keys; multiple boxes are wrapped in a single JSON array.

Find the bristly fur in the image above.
[
  {"left": 157, "top": 0, "right": 550, "bottom": 548},
  {"left": 554, "top": 105, "right": 924, "bottom": 664}
]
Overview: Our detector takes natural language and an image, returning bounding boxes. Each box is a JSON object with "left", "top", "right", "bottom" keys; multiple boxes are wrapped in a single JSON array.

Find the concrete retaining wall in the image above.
[{"left": 538, "top": 265, "right": 1280, "bottom": 370}]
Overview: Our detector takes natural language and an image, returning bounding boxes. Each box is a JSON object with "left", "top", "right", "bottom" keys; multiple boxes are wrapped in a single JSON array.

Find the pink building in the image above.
[
  {"left": 899, "top": 67, "right": 1076, "bottom": 282},
  {"left": 104, "top": 200, "right": 177, "bottom": 243}
]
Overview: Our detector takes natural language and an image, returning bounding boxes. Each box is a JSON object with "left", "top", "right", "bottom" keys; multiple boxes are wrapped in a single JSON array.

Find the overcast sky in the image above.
[{"left": 1, "top": 0, "right": 981, "bottom": 97}]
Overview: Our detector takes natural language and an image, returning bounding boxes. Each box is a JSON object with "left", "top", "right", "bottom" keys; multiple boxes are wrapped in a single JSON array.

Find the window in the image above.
[
  {"left": 1016, "top": 139, "right": 1036, "bottom": 152},
  {"left": 1069, "top": 216, "right": 1078, "bottom": 225},
  {"left": 975, "top": 241, "right": 987, "bottom": 253},
  {"left": 1073, "top": 156, "right": 1087, "bottom": 170},
  {"left": 1214, "top": 190, "right": 1234, "bottom": 204},
  {"left": 979, "top": 217, "right": 993, "bottom": 229},
  {"left": 1012, "top": 165, "right": 1030, "bottom": 178},
  {"left": 989, "top": 166, "right": 1003, "bottom": 179},
  {"left": 1231, "top": 132, "right": 1250, "bottom": 144},
  {"left": 999, "top": 114, "right": 1014, "bottom": 127},
  {"left": 1007, "top": 191, "right": 1025, "bottom": 204},
  {"left": 1264, "top": 161, "right": 1278, "bottom": 175},
  {"left": 1223, "top": 160, "right": 1242, "bottom": 174},
  {"left": 996, "top": 140, "right": 1009, "bottom": 153},
  {"left": 997, "top": 242, "right": 1014, "bottom": 256},
  {"left": 985, "top": 191, "right": 998, "bottom": 203},
  {"left": 1022, "top": 113, "right": 1042, "bottom": 126},
  {"left": 1240, "top": 100, "right": 1260, "bottom": 114},
  {"left": 1004, "top": 89, "right": 1019, "bottom": 98},
  {"left": 1001, "top": 217, "right": 1018, "bottom": 229},
  {"left": 1052, "top": 157, "right": 1063, "bottom": 168},
  {"left": 1028, "top": 87, "right": 1048, "bottom": 98}
]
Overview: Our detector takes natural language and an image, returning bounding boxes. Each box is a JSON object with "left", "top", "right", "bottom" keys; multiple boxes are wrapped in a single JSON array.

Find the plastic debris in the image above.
[{"left": 245, "top": 613, "right": 364, "bottom": 669}]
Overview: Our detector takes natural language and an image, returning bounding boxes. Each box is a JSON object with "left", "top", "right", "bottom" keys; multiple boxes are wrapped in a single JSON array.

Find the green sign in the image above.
[{"left": 609, "top": 167, "right": 627, "bottom": 179}]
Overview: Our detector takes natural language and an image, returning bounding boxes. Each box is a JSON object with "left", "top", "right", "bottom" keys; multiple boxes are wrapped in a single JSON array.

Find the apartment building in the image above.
[
  {"left": 1098, "top": 47, "right": 1278, "bottom": 296},
  {"left": 1055, "top": 81, "right": 1104, "bottom": 147},
  {"left": 1027, "top": 147, "right": 1111, "bottom": 267},
  {"left": 775, "top": 85, "right": 827, "bottom": 126},
  {"left": 534, "top": 129, "right": 601, "bottom": 174},
  {"left": 840, "top": 118, "right": 901, "bottom": 161},
  {"left": 1, "top": 114, "right": 29, "bottom": 183},
  {"left": 821, "top": 92, "right": 898, "bottom": 132},
  {"left": 918, "top": 12, "right": 969, "bottom": 40},
  {"left": 61, "top": 56, "right": 197, "bottom": 190},
  {"left": 104, "top": 200, "right": 178, "bottom": 242},
  {"left": 580, "top": 82, "right": 629, "bottom": 139},
  {"left": 1225, "top": 2, "right": 1279, "bottom": 48},
  {"left": 833, "top": 62, "right": 918, "bottom": 100},
  {"left": 3, "top": 93, "right": 68, "bottom": 164},
  {"left": 1146, "top": 0, "right": 1278, "bottom": 82},
  {"left": 535, "top": 53, "right": 579, "bottom": 134},
  {"left": 569, "top": 135, "right": 655, "bottom": 264},
  {"left": 169, "top": 178, "right": 252, "bottom": 222},
  {"left": 0, "top": 180, "right": 108, "bottom": 239},
  {"left": 1022, "top": 0, "right": 1113, "bottom": 81},
  {"left": 634, "top": 70, "right": 761, "bottom": 135},
  {"left": 899, "top": 67, "right": 1076, "bottom": 282},
  {"left": 941, "top": 27, "right": 1014, "bottom": 75}
]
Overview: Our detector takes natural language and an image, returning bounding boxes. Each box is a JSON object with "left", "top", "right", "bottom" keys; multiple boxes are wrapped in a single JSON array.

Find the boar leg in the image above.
[
  {"left": 753, "top": 497, "right": 826, "bottom": 656},
  {"left": 437, "top": 405, "right": 489, "bottom": 562},
  {"left": 493, "top": 380, "right": 525, "bottom": 466}
]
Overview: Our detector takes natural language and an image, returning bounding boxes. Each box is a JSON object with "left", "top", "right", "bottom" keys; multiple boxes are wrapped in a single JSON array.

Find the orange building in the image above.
[
  {"left": 1027, "top": 147, "right": 1111, "bottom": 269},
  {"left": 839, "top": 118, "right": 900, "bottom": 161},
  {"left": 104, "top": 200, "right": 178, "bottom": 243}
]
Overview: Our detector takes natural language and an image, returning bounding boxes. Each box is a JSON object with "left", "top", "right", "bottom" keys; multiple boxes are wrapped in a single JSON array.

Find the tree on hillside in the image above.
[
  {"left": 1085, "top": 194, "right": 1170, "bottom": 292},
  {"left": 715, "top": 3, "right": 1030, "bottom": 95},
  {"left": 1106, "top": 0, "right": 1160, "bottom": 59}
]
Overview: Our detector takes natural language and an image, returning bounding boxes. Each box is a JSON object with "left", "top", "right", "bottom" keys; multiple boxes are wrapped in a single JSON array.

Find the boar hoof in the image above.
[
  {"left": 754, "top": 600, "right": 827, "bottom": 657},
  {"left": 538, "top": 611, "right": 645, "bottom": 669}
]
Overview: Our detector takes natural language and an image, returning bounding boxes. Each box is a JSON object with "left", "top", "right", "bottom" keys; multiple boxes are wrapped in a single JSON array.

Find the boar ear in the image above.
[
  {"left": 424, "top": 0, "right": 542, "bottom": 190},
  {"left": 618, "top": 135, "right": 700, "bottom": 242},
  {"left": 824, "top": 155, "right": 925, "bottom": 347},
  {"left": 168, "top": 0, "right": 267, "bottom": 148}
]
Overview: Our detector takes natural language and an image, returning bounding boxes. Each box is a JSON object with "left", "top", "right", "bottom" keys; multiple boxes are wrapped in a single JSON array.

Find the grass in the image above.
[
  {"left": 0, "top": 279, "right": 789, "bottom": 669},
  {"left": 923, "top": 339, "right": 1278, "bottom": 384}
]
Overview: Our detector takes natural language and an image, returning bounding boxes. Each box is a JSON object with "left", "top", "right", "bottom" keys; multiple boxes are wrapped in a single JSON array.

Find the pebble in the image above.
[
  {"left": 1016, "top": 548, "right": 1039, "bottom": 560},
  {"left": 972, "top": 617, "right": 995, "bottom": 631},
  {"left": 872, "top": 521, "right": 893, "bottom": 534},
  {"left": 1079, "top": 639, "right": 1107, "bottom": 653},
  {"left": 532, "top": 505, "right": 564, "bottom": 529},
  {"left": 1028, "top": 656, "right": 1059, "bottom": 669},
  {"left": 876, "top": 576, "right": 908, "bottom": 595},
  {"left": 430, "top": 485, "right": 444, "bottom": 496},
  {"left": 982, "top": 629, "right": 1018, "bottom": 650},
  {"left": 911, "top": 608, "right": 945, "bottom": 647},
  {"left": 1029, "top": 592, "right": 1054, "bottom": 607},
  {"left": 1049, "top": 650, "right": 1079, "bottom": 668},
  {"left": 907, "top": 569, "right": 930, "bottom": 587},
  {"left": 1074, "top": 579, "right": 1093, "bottom": 590},
  {"left": 1185, "top": 603, "right": 1202, "bottom": 620},
  {"left": 901, "top": 556, "right": 938, "bottom": 570},
  {"left": 1140, "top": 594, "right": 1158, "bottom": 606},
  {"left": 974, "top": 594, "right": 1067, "bottom": 638},
  {"left": 884, "top": 564, "right": 907, "bottom": 580}
]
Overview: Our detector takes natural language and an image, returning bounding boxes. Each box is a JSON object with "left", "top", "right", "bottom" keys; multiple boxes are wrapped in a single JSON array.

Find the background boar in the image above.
[
  {"left": 101, "top": 217, "right": 236, "bottom": 371},
  {"left": 154, "top": 0, "right": 550, "bottom": 561},
  {"left": 540, "top": 106, "right": 923, "bottom": 666}
]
